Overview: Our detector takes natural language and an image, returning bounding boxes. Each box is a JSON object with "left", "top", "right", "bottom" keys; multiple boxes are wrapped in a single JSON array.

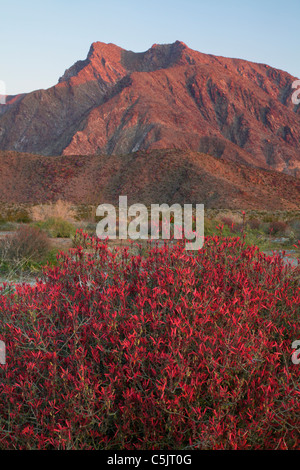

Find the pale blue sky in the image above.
[{"left": 1, "top": 0, "right": 299, "bottom": 95}]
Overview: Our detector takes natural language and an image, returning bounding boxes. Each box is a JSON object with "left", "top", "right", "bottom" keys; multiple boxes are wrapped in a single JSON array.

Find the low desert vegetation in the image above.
[
  {"left": 0, "top": 225, "right": 57, "bottom": 276},
  {"left": 0, "top": 232, "right": 299, "bottom": 449},
  {"left": 34, "top": 217, "right": 76, "bottom": 239},
  {"left": 30, "top": 201, "right": 77, "bottom": 238},
  {"left": 30, "top": 200, "right": 76, "bottom": 223},
  {"left": 0, "top": 205, "right": 31, "bottom": 224},
  {"left": 0, "top": 208, "right": 299, "bottom": 279}
]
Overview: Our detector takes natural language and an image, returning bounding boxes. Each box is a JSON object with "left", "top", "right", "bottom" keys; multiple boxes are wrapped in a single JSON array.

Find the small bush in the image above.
[
  {"left": 30, "top": 200, "right": 76, "bottom": 223},
  {"left": 0, "top": 225, "right": 50, "bottom": 265},
  {"left": 268, "top": 221, "right": 288, "bottom": 236},
  {"left": 35, "top": 217, "right": 76, "bottom": 238},
  {"left": 220, "top": 216, "right": 235, "bottom": 231},
  {"left": 248, "top": 218, "right": 261, "bottom": 231},
  {"left": 231, "top": 222, "right": 244, "bottom": 234},
  {"left": 6, "top": 207, "right": 31, "bottom": 223}
]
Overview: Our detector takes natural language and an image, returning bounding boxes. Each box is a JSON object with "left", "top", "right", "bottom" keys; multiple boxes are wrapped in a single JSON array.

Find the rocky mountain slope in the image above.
[
  {"left": 0, "top": 149, "right": 299, "bottom": 210},
  {"left": 0, "top": 41, "right": 299, "bottom": 177}
]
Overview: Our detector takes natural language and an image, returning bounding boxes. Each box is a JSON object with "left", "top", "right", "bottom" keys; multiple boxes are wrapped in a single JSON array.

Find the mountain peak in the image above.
[
  {"left": 150, "top": 40, "right": 187, "bottom": 49},
  {"left": 1, "top": 40, "right": 299, "bottom": 178},
  {"left": 87, "top": 41, "right": 124, "bottom": 58},
  {"left": 174, "top": 40, "right": 188, "bottom": 48},
  {"left": 59, "top": 41, "right": 125, "bottom": 84},
  {"left": 58, "top": 41, "right": 193, "bottom": 83}
]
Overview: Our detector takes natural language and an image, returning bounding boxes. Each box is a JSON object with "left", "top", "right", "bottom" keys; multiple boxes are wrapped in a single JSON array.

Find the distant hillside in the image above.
[{"left": 0, "top": 149, "right": 299, "bottom": 210}]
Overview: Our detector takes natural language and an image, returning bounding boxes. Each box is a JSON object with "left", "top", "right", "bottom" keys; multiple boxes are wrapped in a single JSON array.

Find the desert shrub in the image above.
[
  {"left": 248, "top": 218, "right": 261, "bottom": 231},
  {"left": 0, "top": 225, "right": 50, "bottom": 266},
  {"left": 5, "top": 207, "right": 31, "bottom": 223},
  {"left": 35, "top": 217, "right": 76, "bottom": 238},
  {"left": 30, "top": 200, "right": 76, "bottom": 223},
  {"left": 218, "top": 213, "right": 247, "bottom": 235},
  {"left": 268, "top": 221, "right": 288, "bottom": 236},
  {"left": 0, "top": 232, "right": 299, "bottom": 450},
  {"left": 220, "top": 216, "right": 235, "bottom": 231},
  {"left": 260, "top": 222, "right": 271, "bottom": 235},
  {"left": 231, "top": 222, "right": 245, "bottom": 234}
]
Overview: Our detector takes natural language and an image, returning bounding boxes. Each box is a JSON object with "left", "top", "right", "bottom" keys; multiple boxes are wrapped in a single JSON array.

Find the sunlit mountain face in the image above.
[{"left": 0, "top": 40, "right": 299, "bottom": 177}]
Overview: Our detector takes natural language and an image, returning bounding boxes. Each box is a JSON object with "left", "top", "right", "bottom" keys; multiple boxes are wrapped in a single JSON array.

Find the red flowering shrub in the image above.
[{"left": 0, "top": 232, "right": 299, "bottom": 450}]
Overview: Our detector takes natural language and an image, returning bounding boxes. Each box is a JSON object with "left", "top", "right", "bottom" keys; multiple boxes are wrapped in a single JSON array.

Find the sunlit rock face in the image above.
[{"left": 0, "top": 41, "right": 299, "bottom": 177}]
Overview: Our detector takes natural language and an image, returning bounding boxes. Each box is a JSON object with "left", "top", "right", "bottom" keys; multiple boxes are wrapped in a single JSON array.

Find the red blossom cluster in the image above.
[{"left": 0, "top": 231, "right": 299, "bottom": 449}]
